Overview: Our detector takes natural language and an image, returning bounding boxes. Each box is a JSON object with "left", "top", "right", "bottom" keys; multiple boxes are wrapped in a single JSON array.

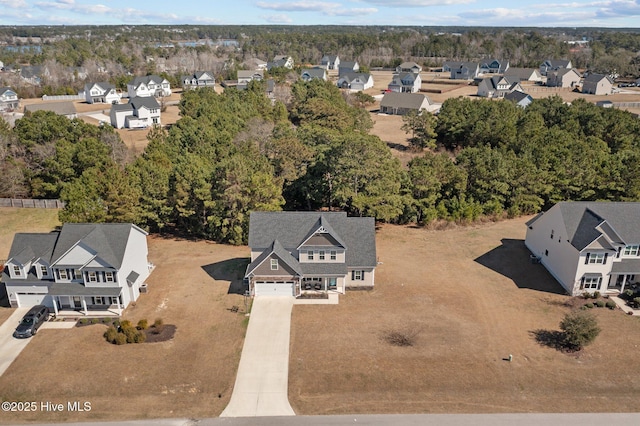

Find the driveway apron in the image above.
[
  {"left": 0, "top": 308, "right": 32, "bottom": 377},
  {"left": 220, "top": 296, "right": 296, "bottom": 417}
]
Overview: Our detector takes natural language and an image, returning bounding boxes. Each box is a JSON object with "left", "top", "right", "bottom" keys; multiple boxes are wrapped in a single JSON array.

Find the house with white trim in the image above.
[
  {"left": 127, "top": 75, "right": 171, "bottom": 98},
  {"left": 525, "top": 202, "right": 640, "bottom": 296},
  {"left": 337, "top": 72, "right": 374, "bottom": 91},
  {"left": 182, "top": 71, "right": 216, "bottom": 89},
  {"left": 321, "top": 54, "right": 340, "bottom": 70},
  {"left": 110, "top": 96, "right": 161, "bottom": 129},
  {"left": 387, "top": 72, "right": 422, "bottom": 93},
  {"left": 0, "top": 87, "right": 19, "bottom": 111},
  {"left": 2, "top": 223, "right": 153, "bottom": 315},
  {"left": 245, "top": 212, "right": 376, "bottom": 297},
  {"left": 582, "top": 73, "right": 614, "bottom": 95},
  {"left": 84, "top": 82, "right": 121, "bottom": 104}
]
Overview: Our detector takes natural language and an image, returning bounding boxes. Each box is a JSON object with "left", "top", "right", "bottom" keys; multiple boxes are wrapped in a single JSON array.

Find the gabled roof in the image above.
[
  {"left": 129, "top": 96, "right": 160, "bottom": 110},
  {"left": 248, "top": 212, "right": 376, "bottom": 268},
  {"left": 504, "top": 68, "right": 541, "bottom": 80},
  {"left": 85, "top": 81, "right": 115, "bottom": 92},
  {"left": 381, "top": 92, "right": 431, "bottom": 110},
  {"left": 321, "top": 54, "right": 339, "bottom": 62},
  {"left": 0, "top": 86, "right": 17, "bottom": 97},
  {"left": 398, "top": 61, "right": 421, "bottom": 70},
  {"left": 238, "top": 70, "right": 264, "bottom": 79},
  {"left": 339, "top": 61, "right": 358, "bottom": 68},
  {"left": 112, "top": 103, "right": 133, "bottom": 113},
  {"left": 543, "top": 59, "right": 571, "bottom": 68},
  {"left": 583, "top": 73, "right": 613, "bottom": 84},
  {"left": 6, "top": 233, "right": 58, "bottom": 266},
  {"left": 504, "top": 90, "right": 532, "bottom": 104},
  {"left": 301, "top": 68, "right": 326, "bottom": 80},
  {"left": 338, "top": 72, "right": 371, "bottom": 84},
  {"left": 245, "top": 239, "right": 304, "bottom": 277},
  {"left": 129, "top": 75, "right": 167, "bottom": 87},
  {"left": 25, "top": 101, "right": 76, "bottom": 116}
]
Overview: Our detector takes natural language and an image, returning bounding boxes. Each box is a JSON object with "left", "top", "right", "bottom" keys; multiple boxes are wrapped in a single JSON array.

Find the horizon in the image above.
[{"left": 1, "top": 0, "right": 639, "bottom": 29}]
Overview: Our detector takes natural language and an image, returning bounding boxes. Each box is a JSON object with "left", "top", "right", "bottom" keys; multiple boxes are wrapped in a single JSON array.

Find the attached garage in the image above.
[
  {"left": 16, "top": 292, "right": 52, "bottom": 308},
  {"left": 253, "top": 281, "right": 295, "bottom": 297}
]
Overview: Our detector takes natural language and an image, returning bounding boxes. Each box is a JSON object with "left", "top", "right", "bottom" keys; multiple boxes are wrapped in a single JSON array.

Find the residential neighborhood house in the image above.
[
  {"left": 244, "top": 211, "right": 376, "bottom": 297},
  {"left": 337, "top": 72, "right": 374, "bottom": 91},
  {"left": 237, "top": 70, "right": 264, "bottom": 90},
  {"left": 476, "top": 76, "right": 523, "bottom": 98},
  {"left": 380, "top": 92, "right": 434, "bottom": 115},
  {"left": 387, "top": 72, "right": 422, "bottom": 93},
  {"left": 84, "top": 82, "right": 121, "bottom": 104},
  {"left": 525, "top": 202, "right": 640, "bottom": 296},
  {"left": 444, "top": 61, "right": 480, "bottom": 80},
  {"left": 0, "top": 87, "right": 19, "bottom": 111},
  {"left": 24, "top": 102, "right": 77, "bottom": 119},
  {"left": 20, "top": 65, "right": 44, "bottom": 85},
  {"left": 504, "top": 90, "right": 534, "bottom": 108},
  {"left": 182, "top": 71, "right": 216, "bottom": 89},
  {"left": 479, "top": 58, "right": 509, "bottom": 74},
  {"left": 243, "top": 58, "right": 268, "bottom": 71},
  {"left": 504, "top": 68, "right": 543, "bottom": 82},
  {"left": 2, "top": 223, "right": 152, "bottom": 315},
  {"left": 540, "top": 59, "right": 572, "bottom": 76},
  {"left": 268, "top": 55, "right": 294, "bottom": 70},
  {"left": 582, "top": 73, "right": 614, "bottom": 95},
  {"left": 127, "top": 75, "right": 171, "bottom": 98},
  {"left": 396, "top": 61, "right": 422, "bottom": 74},
  {"left": 110, "top": 96, "right": 161, "bottom": 129},
  {"left": 338, "top": 60, "right": 359, "bottom": 76},
  {"left": 300, "top": 68, "right": 327, "bottom": 82},
  {"left": 546, "top": 68, "right": 582, "bottom": 88},
  {"left": 321, "top": 54, "right": 340, "bottom": 70}
]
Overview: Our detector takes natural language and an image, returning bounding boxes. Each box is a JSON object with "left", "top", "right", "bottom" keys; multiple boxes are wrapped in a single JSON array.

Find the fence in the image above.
[
  {"left": 0, "top": 198, "right": 65, "bottom": 208},
  {"left": 41, "top": 93, "right": 85, "bottom": 101},
  {"left": 612, "top": 102, "right": 640, "bottom": 108}
]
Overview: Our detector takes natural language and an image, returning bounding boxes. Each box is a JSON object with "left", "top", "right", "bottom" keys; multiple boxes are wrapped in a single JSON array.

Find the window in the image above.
[
  {"left": 550, "top": 229, "right": 554, "bottom": 239},
  {"left": 623, "top": 245, "right": 639, "bottom": 256},
  {"left": 352, "top": 270, "right": 364, "bottom": 281},
  {"left": 92, "top": 296, "right": 105, "bottom": 305},
  {"left": 307, "top": 251, "right": 314, "bottom": 260},
  {"left": 40, "top": 265, "right": 48, "bottom": 276},
  {"left": 329, "top": 277, "right": 337, "bottom": 289},
  {"left": 58, "top": 269, "right": 68, "bottom": 280},
  {"left": 73, "top": 269, "right": 82, "bottom": 280},
  {"left": 105, "top": 272, "right": 115, "bottom": 282},
  {"left": 270, "top": 259, "right": 278, "bottom": 270},
  {"left": 587, "top": 253, "right": 606, "bottom": 264},
  {"left": 319, "top": 251, "right": 325, "bottom": 260},
  {"left": 88, "top": 271, "right": 98, "bottom": 282},
  {"left": 330, "top": 251, "right": 337, "bottom": 260},
  {"left": 110, "top": 296, "right": 120, "bottom": 305},
  {"left": 582, "top": 276, "right": 601, "bottom": 290},
  {"left": 12, "top": 265, "right": 21, "bottom": 276}
]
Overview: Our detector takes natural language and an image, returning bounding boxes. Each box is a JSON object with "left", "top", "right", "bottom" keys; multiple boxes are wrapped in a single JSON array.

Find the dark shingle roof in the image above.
[
  {"left": 246, "top": 239, "right": 304, "bottom": 276},
  {"left": 129, "top": 96, "right": 160, "bottom": 110},
  {"left": 7, "top": 233, "right": 58, "bottom": 265},
  {"left": 380, "top": 92, "right": 430, "bottom": 110}
]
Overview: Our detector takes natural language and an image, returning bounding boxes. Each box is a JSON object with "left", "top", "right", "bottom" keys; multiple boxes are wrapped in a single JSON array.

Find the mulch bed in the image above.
[{"left": 143, "top": 325, "right": 176, "bottom": 343}]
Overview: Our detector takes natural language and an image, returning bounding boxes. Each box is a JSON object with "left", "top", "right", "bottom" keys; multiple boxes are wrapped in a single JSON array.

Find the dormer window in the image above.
[
  {"left": 270, "top": 259, "right": 278, "bottom": 270},
  {"left": 623, "top": 245, "right": 639, "bottom": 256},
  {"left": 13, "top": 265, "right": 21, "bottom": 276},
  {"left": 40, "top": 265, "right": 48, "bottom": 276},
  {"left": 58, "top": 269, "right": 68, "bottom": 280},
  {"left": 319, "top": 251, "right": 325, "bottom": 260},
  {"left": 88, "top": 271, "right": 98, "bottom": 282},
  {"left": 307, "top": 251, "right": 314, "bottom": 260},
  {"left": 330, "top": 251, "right": 337, "bottom": 260}
]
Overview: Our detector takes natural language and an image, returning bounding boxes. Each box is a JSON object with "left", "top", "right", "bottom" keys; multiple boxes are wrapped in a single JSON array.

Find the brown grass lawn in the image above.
[
  {"left": 289, "top": 217, "right": 640, "bottom": 415},
  {"left": 0, "top": 235, "right": 250, "bottom": 424},
  {"left": 0, "top": 208, "right": 61, "bottom": 260}
]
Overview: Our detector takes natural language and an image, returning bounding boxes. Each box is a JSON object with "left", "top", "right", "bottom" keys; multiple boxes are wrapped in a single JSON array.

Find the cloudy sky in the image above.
[{"left": 1, "top": 0, "right": 640, "bottom": 27}]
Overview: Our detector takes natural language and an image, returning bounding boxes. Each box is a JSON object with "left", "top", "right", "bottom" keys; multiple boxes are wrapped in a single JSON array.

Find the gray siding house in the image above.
[{"left": 380, "top": 92, "right": 432, "bottom": 115}]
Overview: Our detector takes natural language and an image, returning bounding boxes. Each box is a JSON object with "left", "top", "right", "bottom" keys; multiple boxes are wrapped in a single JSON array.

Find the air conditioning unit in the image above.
[{"left": 140, "top": 283, "right": 148, "bottom": 294}]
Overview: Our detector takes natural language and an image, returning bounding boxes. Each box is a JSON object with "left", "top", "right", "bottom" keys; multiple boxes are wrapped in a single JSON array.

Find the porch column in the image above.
[
  {"left": 117, "top": 297, "right": 122, "bottom": 316},
  {"left": 52, "top": 297, "right": 59, "bottom": 316},
  {"left": 81, "top": 298, "right": 88, "bottom": 315},
  {"left": 621, "top": 274, "right": 628, "bottom": 293},
  {"left": 324, "top": 278, "right": 327, "bottom": 292}
]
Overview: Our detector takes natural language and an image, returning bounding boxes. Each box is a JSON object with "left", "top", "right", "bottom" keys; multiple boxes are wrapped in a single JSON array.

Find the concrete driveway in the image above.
[
  {"left": 220, "top": 297, "right": 296, "bottom": 417},
  {"left": 0, "top": 307, "right": 31, "bottom": 377}
]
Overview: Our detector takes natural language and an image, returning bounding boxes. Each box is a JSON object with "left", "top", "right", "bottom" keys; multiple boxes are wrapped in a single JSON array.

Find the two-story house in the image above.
[
  {"left": 479, "top": 58, "right": 509, "bottom": 74},
  {"left": 127, "top": 75, "right": 171, "bottom": 98},
  {"left": 525, "top": 202, "right": 640, "bottom": 296},
  {"left": 540, "top": 59, "right": 572, "bottom": 76},
  {"left": 582, "top": 73, "right": 614, "bottom": 95},
  {"left": 2, "top": 223, "right": 152, "bottom": 315},
  {"left": 237, "top": 70, "right": 264, "bottom": 90},
  {"left": 338, "top": 61, "right": 359, "bottom": 77},
  {"left": 0, "top": 87, "right": 19, "bottom": 111},
  {"left": 300, "top": 68, "right": 327, "bottom": 82},
  {"left": 321, "top": 54, "right": 340, "bottom": 70},
  {"left": 387, "top": 72, "right": 422, "bottom": 93},
  {"left": 396, "top": 61, "right": 422, "bottom": 74},
  {"left": 443, "top": 61, "right": 480, "bottom": 80},
  {"left": 337, "top": 72, "right": 374, "bottom": 91},
  {"left": 110, "top": 96, "right": 161, "bottom": 129},
  {"left": 267, "top": 55, "right": 294, "bottom": 70},
  {"left": 546, "top": 68, "right": 582, "bottom": 88},
  {"left": 477, "top": 76, "right": 522, "bottom": 98},
  {"left": 182, "top": 71, "right": 216, "bottom": 90},
  {"left": 245, "top": 212, "right": 376, "bottom": 297},
  {"left": 84, "top": 82, "right": 121, "bottom": 104}
]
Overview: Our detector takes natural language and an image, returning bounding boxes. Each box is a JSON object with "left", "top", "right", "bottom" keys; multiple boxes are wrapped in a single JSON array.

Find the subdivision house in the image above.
[
  {"left": 24, "top": 102, "right": 77, "bottom": 119},
  {"left": 268, "top": 55, "right": 294, "bottom": 70},
  {"left": 338, "top": 61, "right": 359, "bottom": 76},
  {"left": 387, "top": 72, "right": 422, "bottom": 93},
  {"left": 477, "top": 76, "right": 523, "bottom": 98},
  {"left": 321, "top": 54, "right": 340, "bottom": 70},
  {"left": 582, "top": 73, "right": 614, "bottom": 95},
  {"left": 444, "top": 61, "right": 480, "bottom": 80},
  {"left": 127, "top": 75, "right": 171, "bottom": 98},
  {"left": 182, "top": 71, "right": 216, "bottom": 89},
  {"left": 300, "top": 68, "right": 327, "bottom": 82},
  {"left": 525, "top": 202, "right": 640, "bottom": 296},
  {"left": 380, "top": 92, "right": 433, "bottom": 115},
  {"left": 0, "top": 87, "right": 19, "bottom": 111},
  {"left": 110, "top": 96, "right": 161, "bottom": 129},
  {"left": 479, "top": 58, "right": 509, "bottom": 74},
  {"left": 243, "top": 57, "right": 268, "bottom": 70},
  {"left": 2, "top": 223, "right": 153, "bottom": 314},
  {"left": 84, "top": 82, "right": 121, "bottom": 104},
  {"left": 396, "top": 61, "right": 422, "bottom": 74},
  {"left": 504, "top": 90, "right": 533, "bottom": 108},
  {"left": 237, "top": 70, "right": 264, "bottom": 89},
  {"left": 540, "top": 59, "right": 572, "bottom": 76},
  {"left": 546, "top": 68, "right": 582, "bottom": 88},
  {"left": 504, "top": 68, "right": 543, "bottom": 82},
  {"left": 245, "top": 211, "right": 377, "bottom": 297},
  {"left": 337, "top": 72, "right": 374, "bottom": 91}
]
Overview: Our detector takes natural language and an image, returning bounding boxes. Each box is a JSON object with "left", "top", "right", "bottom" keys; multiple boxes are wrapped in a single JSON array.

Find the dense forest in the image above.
[{"left": 1, "top": 78, "right": 640, "bottom": 244}]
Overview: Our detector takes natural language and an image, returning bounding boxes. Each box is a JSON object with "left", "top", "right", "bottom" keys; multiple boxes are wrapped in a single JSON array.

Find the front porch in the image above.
[
  {"left": 48, "top": 283, "right": 124, "bottom": 317},
  {"left": 606, "top": 269, "right": 639, "bottom": 294},
  {"left": 298, "top": 276, "right": 342, "bottom": 296}
]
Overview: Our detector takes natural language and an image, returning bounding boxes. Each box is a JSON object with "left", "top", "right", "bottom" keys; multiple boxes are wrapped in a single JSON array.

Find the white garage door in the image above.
[
  {"left": 16, "top": 293, "right": 50, "bottom": 308},
  {"left": 254, "top": 281, "right": 295, "bottom": 297}
]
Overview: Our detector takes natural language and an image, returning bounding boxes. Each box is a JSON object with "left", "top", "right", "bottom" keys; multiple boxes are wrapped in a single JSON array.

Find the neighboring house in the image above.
[
  {"left": 266, "top": 79, "right": 276, "bottom": 100},
  {"left": 504, "top": 90, "right": 533, "bottom": 108},
  {"left": 477, "top": 76, "right": 522, "bottom": 98},
  {"left": 127, "top": 75, "right": 171, "bottom": 98},
  {"left": 582, "top": 73, "right": 614, "bottom": 95},
  {"left": 24, "top": 102, "right": 77, "bottom": 119},
  {"left": 445, "top": 62, "right": 480, "bottom": 80},
  {"left": 0, "top": 87, "right": 19, "bottom": 111},
  {"left": 244, "top": 211, "right": 377, "bottom": 297},
  {"left": 396, "top": 61, "right": 422, "bottom": 74},
  {"left": 546, "top": 68, "right": 582, "bottom": 88},
  {"left": 110, "top": 96, "right": 161, "bottom": 129},
  {"left": 540, "top": 59, "right": 572, "bottom": 76},
  {"left": 84, "top": 82, "right": 121, "bottom": 104},
  {"left": 387, "top": 72, "right": 422, "bottom": 93},
  {"left": 380, "top": 92, "right": 433, "bottom": 115},
  {"left": 525, "top": 202, "right": 640, "bottom": 296},
  {"left": 237, "top": 70, "right": 264, "bottom": 89},
  {"left": 479, "top": 58, "right": 509, "bottom": 74},
  {"left": 20, "top": 65, "right": 44, "bottom": 85},
  {"left": 321, "top": 54, "right": 340, "bottom": 70},
  {"left": 336, "top": 72, "right": 374, "bottom": 91},
  {"left": 2, "top": 223, "right": 152, "bottom": 314},
  {"left": 268, "top": 55, "right": 294, "bottom": 70},
  {"left": 504, "top": 68, "right": 543, "bottom": 82},
  {"left": 244, "top": 57, "right": 268, "bottom": 71},
  {"left": 300, "top": 68, "right": 327, "bottom": 82},
  {"left": 338, "top": 61, "right": 359, "bottom": 76},
  {"left": 182, "top": 71, "right": 216, "bottom": 90}
]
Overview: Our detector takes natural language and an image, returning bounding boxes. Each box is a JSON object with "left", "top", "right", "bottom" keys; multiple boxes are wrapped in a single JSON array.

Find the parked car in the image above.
[{"left": 13, "top": 305, "right": 49, "bottom": 338}]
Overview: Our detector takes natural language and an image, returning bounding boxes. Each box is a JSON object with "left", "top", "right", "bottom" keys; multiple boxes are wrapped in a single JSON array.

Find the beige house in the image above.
[
  {"left": 546, "top": 68, "right": 582, "bottom": 88},
  {"left": 380, "top": 92, "right": 433, "bottom": 115},
  {"left": 582, "top": 74, "right": 614, "bottom": 95},
  {"left": 245, "top": 212, "right": 377, "bottom": 297},
  {"left": 504, "top": 68, "right": 543, "bottom": 82}
]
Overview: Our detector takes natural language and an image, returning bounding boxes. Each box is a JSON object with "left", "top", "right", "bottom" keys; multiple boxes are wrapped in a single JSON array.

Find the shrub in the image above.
[
  {"left": 606, "top": 300, "right": 616, "bottom": 309},
  {"left": 114, "top": 333, "right": 127, "bottom": 345},
  {"left": 103, "top": 326, "right": 118, "bottom": 343},
  {"left": 137, "top": 319, "right": 149, "bottom": 330},
  {"left": 585, "top": 303, "right": 594, "bottom": 308},
  {"left": 79, "top": 318, "right": 88, "bottom": 325},
  {"left": 134, "top": 331, "right": 146, "bottom": 343},
  {"left": 593, "top": 291, "right": 601, "bottom": 299},
  {"left": 152, "top": 318, "right": 165, "bottom": 334},
  {"left": 90, "top": 318, "right": 99, "bottom": 324},
  {"left": 633, "top": 297, "right": 640, "bottom": 309},
  {"left": 624, "top": 289, "right": 635, "bottom": 298},
  {"left": 120, "top": 319, "right": 133, "bottom": 329},
  {"left": 382, "top": 327, "right": 421, "bottom": 347},
  {"left": 582, "top": 292, "right": 592, "bottom": 299},
  {"left": 595, "top": 300, "right": 606, "bottom": 308},
  {"left": 560, "top": 311, "right": 601, "bottom": 350}
]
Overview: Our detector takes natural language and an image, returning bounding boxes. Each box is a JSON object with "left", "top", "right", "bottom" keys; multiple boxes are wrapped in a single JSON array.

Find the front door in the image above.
[{"left": 73, "top": 296, "right": 82, "bottom": 309}]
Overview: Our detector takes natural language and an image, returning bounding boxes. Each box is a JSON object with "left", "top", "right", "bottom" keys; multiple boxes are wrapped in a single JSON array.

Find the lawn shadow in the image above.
[
  {"left": 201, "top": 257, "right": 250, "bottom": 295},
  {"left": 474, "top": 238, "right": 566, "bottom": 295},
  {"left": 529, "top": 329, "right": 566, "bottom": 351}
]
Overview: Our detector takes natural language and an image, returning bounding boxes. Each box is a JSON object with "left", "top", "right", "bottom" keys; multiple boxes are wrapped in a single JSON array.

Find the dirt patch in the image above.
[
  {"left": 144, "top": 324, "right": 177, "bottom": 343},
  {"left": 289, "top": 217, "right": 640, "bottom": 414}
]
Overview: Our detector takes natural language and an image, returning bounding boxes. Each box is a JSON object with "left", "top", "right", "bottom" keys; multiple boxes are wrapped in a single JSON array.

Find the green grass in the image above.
[{"left": 0, "top": 207, "right": 61, "bottom": 259}]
